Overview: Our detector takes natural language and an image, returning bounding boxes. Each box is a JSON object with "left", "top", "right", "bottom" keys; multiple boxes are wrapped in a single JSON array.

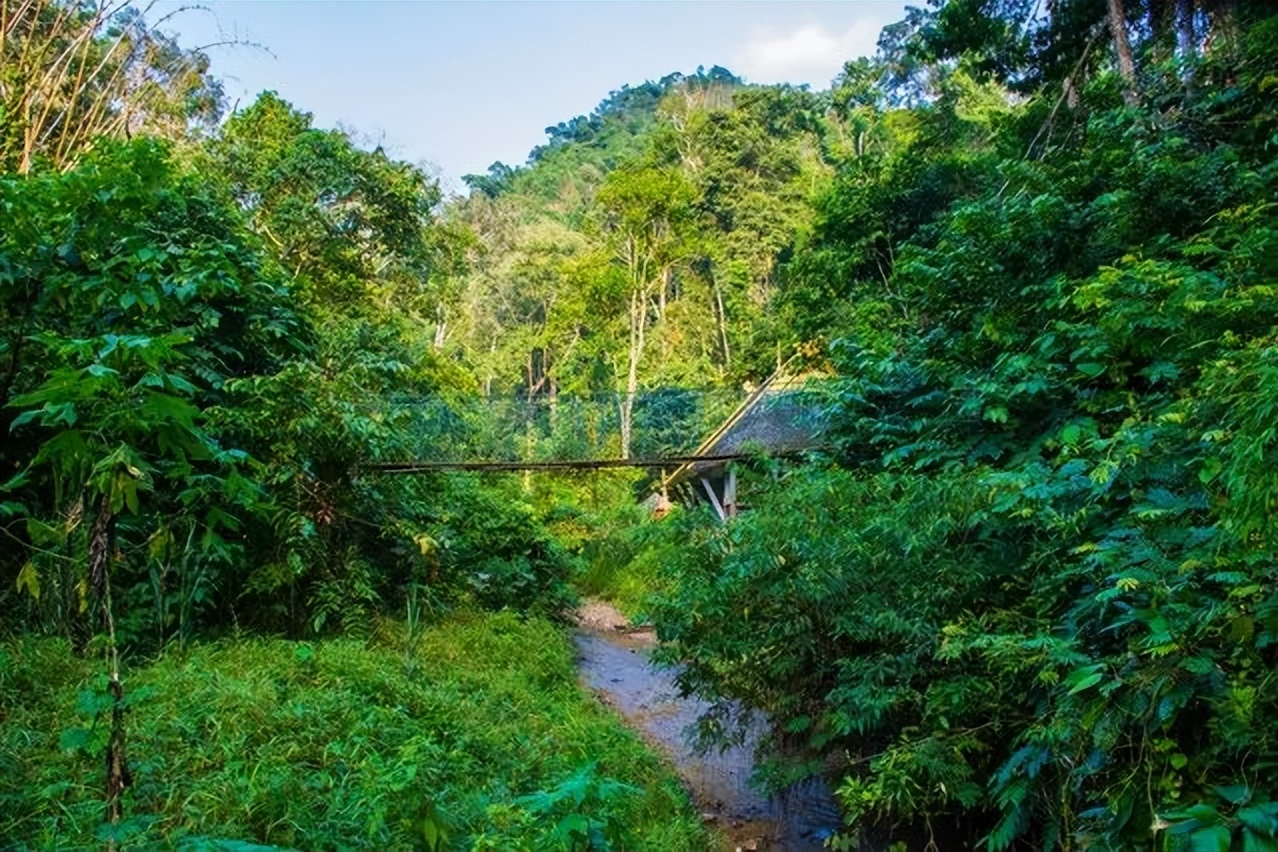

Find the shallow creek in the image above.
[{"left": 574, "top": 601, "right": 839, "bottom": 851}]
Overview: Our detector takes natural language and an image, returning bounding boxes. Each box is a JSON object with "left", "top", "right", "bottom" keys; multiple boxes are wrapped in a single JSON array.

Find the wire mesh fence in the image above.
[{"left": 385, "top": 387, "right": 748, "bottom": 464}]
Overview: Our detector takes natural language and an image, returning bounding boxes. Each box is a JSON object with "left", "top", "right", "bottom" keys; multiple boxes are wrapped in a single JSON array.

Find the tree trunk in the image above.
[
  {"left": 1064, "top": 75, "right": 1080, "bottom": 109},
  {"left": 1107, "top": 0, "right": 1141, "bottom": 106},
  {"left": 658, "top": 266, "right": 670, "bottom": 360},
  {"left": 89, "top": 495, "right": 130, "bottom": 851},
  {"left": 618, "top": 393, "right": 633, "bottom": 461},
  {"left": 1175, "top": 0, "right": 1194, "bottom": 54},
  {"left": 713, "top": 280, "right": 731, "bottom": 368},
  {"left": 432, "top": 308, "right": 447, "bottom": 348},
  {"left": 483, "top": 338, "right": 496, "bottom": 396},
  {"left": 620, "top": 285, "right": 646, "bottom": 460},
  {"left": 1175, "top": 0, "right": 1196, "bottom": 81}
]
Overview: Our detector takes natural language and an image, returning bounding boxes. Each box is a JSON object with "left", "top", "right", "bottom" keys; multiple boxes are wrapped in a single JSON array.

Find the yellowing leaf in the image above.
[{"left": 16, "top": 561, "right": 40, "bottom": 601}]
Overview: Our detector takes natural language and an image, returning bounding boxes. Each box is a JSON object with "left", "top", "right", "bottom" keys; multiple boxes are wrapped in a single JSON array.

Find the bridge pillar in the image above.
[
  {"left": 697, "top": 464, "right": 738, "bottom": 523},
  {"left": 700, "top": 476, "right": 727, "bottom": 522},
  {"left": 724, "top": 466, "right": 737, "bottom": 519}
]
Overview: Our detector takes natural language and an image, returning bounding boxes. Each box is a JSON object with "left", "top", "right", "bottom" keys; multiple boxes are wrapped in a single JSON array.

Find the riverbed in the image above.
[{"left": 574, "top": 600, "right": 839, "bottom": 852}]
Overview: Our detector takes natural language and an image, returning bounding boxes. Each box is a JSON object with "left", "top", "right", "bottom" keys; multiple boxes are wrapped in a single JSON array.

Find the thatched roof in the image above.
[{"left": 662, "top": 369, "right": 824, "bottom": 487}]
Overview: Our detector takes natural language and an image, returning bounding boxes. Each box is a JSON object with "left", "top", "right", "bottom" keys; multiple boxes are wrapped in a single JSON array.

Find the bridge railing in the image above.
[{"left": 383, "top": 387, "right": 745, "bottom": 466}]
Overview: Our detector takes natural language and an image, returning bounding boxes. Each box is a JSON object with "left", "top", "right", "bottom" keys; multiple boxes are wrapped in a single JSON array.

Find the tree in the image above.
[
  {"left": 213, "top": 92, "right": 442, "bottom": 312},
  {"left": 593, "top": 166, "right": 696, "bottom": 458},
  {"left": 1106, "top": 0, "right": 1140, "bottom": 103},
  {"left": 0, "top": 0, "right": 223, "bottom": 173}
]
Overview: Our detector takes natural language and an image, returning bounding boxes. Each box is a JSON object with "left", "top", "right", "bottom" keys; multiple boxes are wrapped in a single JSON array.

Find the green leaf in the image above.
[
  {"left": 59, "top": 727, "right": 91, "bottom": 752},
  {"left": 9, "top": 409, "right": 42, "bottom": 430},
  {"left": 76, "top": 687, "right": 113, "bottom": 716},
  {"left": 554, "top": 812, "right": 590, "bottom": 841},
  {"left": 1238, "top": 802, "right": 1278, "bottom": 837},
  {"left": 1063, "top": 664, "right": 1105, "bottom": 695},
  {"left": 1216, "top": 784, "right": 1253, "bottom": 805},
  {"left": 1243, "top": 829, "right": 1278, "bottom": 852},
  {"left": 1186, "top": 803, "right": 1225, "bottom": 823},
  {"left": 417, "top": 799, "right": 450, "bottom": 852},
  {"left": 38, "top": 780, "right": 72, "bottom": 800},
  {"left": 1190, "top": 824, "right": 1233, "bottom": 852},
  {"left": 0, "top": 470, "right": 30, "bottom": 491},
  {"left": 1198, "top": 457, "right": 1222, "bottom": 484},
  {"left": 0, "top": 500, "right": 26, "bottom": 518}
]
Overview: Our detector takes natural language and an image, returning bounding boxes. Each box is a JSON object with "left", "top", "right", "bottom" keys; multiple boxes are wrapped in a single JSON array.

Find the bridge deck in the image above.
[{"left": 367, "top": 452, "right": 784, "bottom": 474}]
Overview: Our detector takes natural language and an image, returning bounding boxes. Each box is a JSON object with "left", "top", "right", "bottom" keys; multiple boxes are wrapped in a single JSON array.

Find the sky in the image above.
[{"left": 160, "top": 1, "right": 911, "bottom": 192}]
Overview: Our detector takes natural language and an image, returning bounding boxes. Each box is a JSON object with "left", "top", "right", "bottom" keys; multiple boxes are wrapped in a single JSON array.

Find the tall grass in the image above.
[
  {"left": 0, "top": 613, "right": 707, "bottom": 851},
  {"left": 574, "top": 503, "right": 689, "bottom": 620}
]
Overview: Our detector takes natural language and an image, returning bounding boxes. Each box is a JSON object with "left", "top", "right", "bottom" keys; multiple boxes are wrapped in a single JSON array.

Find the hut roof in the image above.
[{"left": 662, "top": 367, "right": 825, "bottom": 487}]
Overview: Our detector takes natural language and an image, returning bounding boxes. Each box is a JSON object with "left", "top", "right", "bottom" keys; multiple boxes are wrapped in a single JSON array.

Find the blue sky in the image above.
[{"left": 161, "top": 1, "right": 910, "bottom": 192}]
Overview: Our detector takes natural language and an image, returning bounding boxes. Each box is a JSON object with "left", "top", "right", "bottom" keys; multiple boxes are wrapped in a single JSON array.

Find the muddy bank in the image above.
[{"left": 574, "top": 600, "right": 838, "bottom": 851}]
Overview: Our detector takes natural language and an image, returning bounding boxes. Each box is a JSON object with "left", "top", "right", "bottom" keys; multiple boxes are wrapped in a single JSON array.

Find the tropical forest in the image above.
[{"left": 2, "top": 0, "right": 1277, "bottom": 850}]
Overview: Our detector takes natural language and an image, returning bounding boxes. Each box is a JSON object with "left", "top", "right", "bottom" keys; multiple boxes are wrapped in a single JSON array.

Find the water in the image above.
[{"left": 574, "top": 626, "right": 840, "bottom": 851}]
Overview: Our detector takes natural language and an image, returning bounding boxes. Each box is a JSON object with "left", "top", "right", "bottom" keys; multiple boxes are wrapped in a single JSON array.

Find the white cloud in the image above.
[{"left": 734, "top": 18, "right": 888, "bottom": 88}]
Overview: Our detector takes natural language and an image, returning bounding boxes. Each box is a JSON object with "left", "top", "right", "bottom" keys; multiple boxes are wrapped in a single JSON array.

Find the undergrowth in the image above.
[
  {"left": 572, "top": 501, "right": 681, "bottom": 621},
  {"left": 0, "top": 612, "right": 707, "bottom": 851}
]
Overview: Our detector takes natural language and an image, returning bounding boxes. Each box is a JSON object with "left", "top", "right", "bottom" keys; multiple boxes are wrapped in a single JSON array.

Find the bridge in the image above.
[{"left": 365, "top": 367, "right": 827, "bottom": 517}]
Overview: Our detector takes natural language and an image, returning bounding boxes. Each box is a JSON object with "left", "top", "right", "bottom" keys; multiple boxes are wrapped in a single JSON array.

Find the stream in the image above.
[{"left": 574, "top": 601, "right": 840, "bottom": 851}]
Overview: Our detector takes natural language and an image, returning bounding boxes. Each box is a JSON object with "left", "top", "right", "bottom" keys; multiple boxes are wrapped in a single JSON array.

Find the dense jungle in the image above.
[{"left": 2, "top": 0, "right": 1278, "bottom": 850}]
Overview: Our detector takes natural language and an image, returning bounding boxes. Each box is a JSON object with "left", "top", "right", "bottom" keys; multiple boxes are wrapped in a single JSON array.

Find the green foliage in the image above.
[
  {"left": 213, "top": 91, "right": 442, "bottom": 311},
  {"left": 1, "top": 137, "right": 298, "bottom": 643},
  {"left": 0, "top": 614, "right": 707, "bottom": 851},
  {"left": 2, "top": 105, "right": 575, "bottom": 645},
  {"left": 0, "top": 0, "right": 224, "bottom": 174},
  {"left": 647, "top": 8, "right": 1278, "bottom": 851},
  {"left": 572, "top": 497, "right": 681, "bottom": 620},
  {"left": 445, "top": 63, "right": 830, "bottom": 417},
  {"left": 7, "top": 4, "right": 1278, "bottom": 851}
]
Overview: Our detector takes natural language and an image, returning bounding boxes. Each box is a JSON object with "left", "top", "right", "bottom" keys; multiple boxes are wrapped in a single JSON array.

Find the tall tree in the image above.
[
  {"left": 593, "top": 167, "right": 696, "bottom": 458},
  {"left": 1106, "top": 0, "right": 1141, "bottom": 103},
  {"left": 0, "top": 0, "right": 223, "bottom": 173}
]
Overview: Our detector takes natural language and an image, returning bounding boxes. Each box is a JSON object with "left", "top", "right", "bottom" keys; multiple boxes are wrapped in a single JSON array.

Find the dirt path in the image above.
[{"left": 573, "top": 599, "right": 833, "bottom": 852}]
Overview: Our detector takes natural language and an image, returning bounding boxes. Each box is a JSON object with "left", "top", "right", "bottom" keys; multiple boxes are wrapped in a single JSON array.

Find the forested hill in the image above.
[
  {"left": 3, "top": 1, "right": 1278, "bottom": 850},
  {"left": 443, "top": 63, "right": 830, "bottom": 416}
]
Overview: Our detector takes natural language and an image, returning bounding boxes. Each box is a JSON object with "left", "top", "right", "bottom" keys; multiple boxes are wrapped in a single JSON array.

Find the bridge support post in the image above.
[
  {"left": 700, "top": 476, "right": 727, "bottom": 522},
  {"left": 724, "top": 466, "right": 737, "bottom": 519}
]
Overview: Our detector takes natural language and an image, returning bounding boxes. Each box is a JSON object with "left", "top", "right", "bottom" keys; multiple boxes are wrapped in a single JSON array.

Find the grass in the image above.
[
  {"left": 0, "top": 612, "right": 709, "bottom": 851},
  {"left": 573, "top": 505, "right": 680, "bottom": 621}
]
